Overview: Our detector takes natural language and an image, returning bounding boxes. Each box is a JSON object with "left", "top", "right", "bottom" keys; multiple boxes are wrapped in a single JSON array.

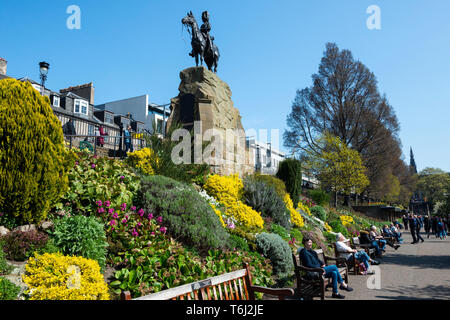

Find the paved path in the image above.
[{"left": 342, "top": 229, "right": 450, "bottom": 300}]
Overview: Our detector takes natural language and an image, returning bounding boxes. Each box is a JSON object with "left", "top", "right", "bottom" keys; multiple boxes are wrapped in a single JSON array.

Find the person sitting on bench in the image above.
[
  {"left": 299, "top": 237, "right": 353, "bottom": 299},
  {"left": 335, "top": 233, "right": 379, "bottom": 275}
]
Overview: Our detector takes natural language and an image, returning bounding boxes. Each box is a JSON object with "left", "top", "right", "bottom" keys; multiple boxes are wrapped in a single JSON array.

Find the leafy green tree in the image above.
[
  {"left": 417, "top": 168, "right": 450, "bottom": 206},
  {"left": 306, "top": 132, "right": 369, "bottom": 207}
]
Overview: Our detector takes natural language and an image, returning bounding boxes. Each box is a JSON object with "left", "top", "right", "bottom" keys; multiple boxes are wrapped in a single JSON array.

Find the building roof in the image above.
[{"left": 59, "top": 82, "right": 93, "bottom": 93}]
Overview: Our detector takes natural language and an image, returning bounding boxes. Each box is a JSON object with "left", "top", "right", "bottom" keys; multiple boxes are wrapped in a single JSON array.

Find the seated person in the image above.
[
  {"left": 370, "top": 226, "right": 400, "bottom": 253},
  {"left": 335, "top": 233, "right": 379, "bottom": 275},
  {"left": 390, "top": 223, "right": 403, "bottom": 242},
  {"left": 382, "top": 225, "right": 393, "bottom": 237},
  {"left": 299, "top": 237, "right": 353, "bottom": 299}
]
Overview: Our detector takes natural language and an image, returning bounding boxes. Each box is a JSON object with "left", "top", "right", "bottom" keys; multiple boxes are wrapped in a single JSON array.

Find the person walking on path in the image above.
[
  {"left": 415, "top": 215, "right": 425, "bottom": 243},
  {"left": 409, "top": 214, "right": 418, "bottom": 244},
  {"left": 403, "top": 214, "right": 409, "bottom": 231},
  {"left": 424, "top": 216, "right": 431, "bottom": 238}
]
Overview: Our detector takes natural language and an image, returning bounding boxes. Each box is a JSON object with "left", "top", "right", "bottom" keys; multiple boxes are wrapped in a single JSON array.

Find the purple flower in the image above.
[
  {"left": 156, "top": 216, "right": 163, "bottom": 223},
  {"left": 131, "top": 229, "right": 139, "bottom": 237},
  {"left": 120, "top": 176, "right": 125, "bottom": 180},
  {"left": 98, "top": 207, "right": 105, "bottom": 214},
  {"left": 159, "top": 227, "right": 167, "bottom": 234},
  {"left": 109, "top": 220, "right": 117, "bottom": 226},
  {"left": 147, "top": 213, "right": 153, "bottom": 220},
  {"left": 131, "top": 206, "right": 137, "bottom": 211},
  {"left": 121, "top": 203, "right": 127, "bottom": 211},
  {"left": 75, "top": 161, "right": 79, "bottom": 166},
  {"left": 137, "top": 222, "right": 142, "bottom": 227},
  {"left": 96, "top": 200, "right": 103, "bottom": 207},
  {"left": 122, "top": 218, "right": 127, "bottom": 224},
  {"left": 151, "top": 232, "right": 155, "bottom": 236},
  {"left": 108, "top": 208, "right": 114, "bottom": 215},
  {"left": 91, "top": 164, "right": 96, "bottom": 169},
  {"left": 112, "top": 212, "right": 119, "bottom": 219},
  {"left": 105, "top": 201, "right": 111, "bottom": 208}
]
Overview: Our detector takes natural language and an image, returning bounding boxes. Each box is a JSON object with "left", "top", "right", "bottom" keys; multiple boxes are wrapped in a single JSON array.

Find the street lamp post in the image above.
[{"left": 39, "top": 61, "right": 50, "bottom": 95}]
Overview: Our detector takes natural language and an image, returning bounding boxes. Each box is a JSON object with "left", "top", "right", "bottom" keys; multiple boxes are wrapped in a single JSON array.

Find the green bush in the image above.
[
  {"left": 0, "top": 79, "right": 73, "bottom": 226},
  {"left": 243, "top": 176, "right": 291, "bottom": 230},
  {"left": 228, "top": 234, "right": 250, "bottom": 252},
  {"left": 52, "top": 215, "right": 108, "bottom": 270},
  {"left": 0, "top": 242, "right": 12, "bottom": 275},
  {"left": 309, "top": 189, "right": 331, "bottom": 206},
  {"left": 276, "top": 158, "right": 302, "bottom": 205},
  {"left": 270, "top": 224, "right": 290, "bottom": 241},
  {"left": 55, "top": 151, "right": 141, "bottom": 215},
  {"left": 328, "top": 220, "right": 349, "bottom": 237},
  {"left": 255, "top": 233, "right": 293, "bottom": 279},
  {"left": 310, "top": 205, "right": 327, "bottom": 221},
  {"left": 0, "top": 276, "right": 20, "bottom": 300},
  {"left": 136, "top": 175, "right": 230, "bottom": 251},
  {"left": 251, "top": 174, "right": 287, "bottom": 198}
]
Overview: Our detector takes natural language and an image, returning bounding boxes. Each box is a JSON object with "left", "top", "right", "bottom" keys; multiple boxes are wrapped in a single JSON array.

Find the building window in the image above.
[
  {"left": 157, "top": 119, "right": 163, "bottom": 134},
  {"left": 74, "top": 99, "right": 88, "bottom": 115},
  {"left": 53, "top": 96, "right": 60, "bottom": 107}
]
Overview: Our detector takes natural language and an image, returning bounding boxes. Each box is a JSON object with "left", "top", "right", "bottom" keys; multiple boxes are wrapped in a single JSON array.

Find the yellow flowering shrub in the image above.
[
  {"left": 324, "top": 222, "right": 333, "bottom": 232},
  {"left": 340, "top": 215, "right": 355, "bottom": 227},
  {"left": 204, "top": 174, "right": 264, "bottom": 229},
  {"left": 126, "top": 147, "right": 159, "bottom": 175},
  {"left": 284, "top": 194, "right": 304, "bottom": 228},
  {"left": 22, "top": 253, "right": 109, "bottom": 300},
  {"left": 210, "top": 203, "right": 226, "bottom": 228},
  {"left": 297, "top": 201, "right": 312, "bottom": 216}
]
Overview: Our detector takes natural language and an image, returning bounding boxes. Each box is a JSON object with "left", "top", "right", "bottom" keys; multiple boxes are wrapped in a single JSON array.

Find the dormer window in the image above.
[
  {"left": 53, "top": 96, "right": 60, "bottom": 107},
  {"left": 74, "top": 99, "right": 88, "bottom": 115}
]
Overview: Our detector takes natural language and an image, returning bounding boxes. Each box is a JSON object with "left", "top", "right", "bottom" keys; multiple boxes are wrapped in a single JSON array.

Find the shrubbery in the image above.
[
  {"left": 0, "top": 79, "right": 73, "bottom": 226},
  {"left": 137, "top": 175, "right": 230, "bottom": 251},
  {"left": 276, "top": 158, "right": 302, "bottom": 205},
  {"left": 310, "top": 205, "right": 327, "bottom": 221},
  {"left": 125, "top": 147, "right": 158, "bottom": 175},
  {"left": 243, "top": 176, "right": 290, "bottom": 230},
  {"left": 255, "top": 233, "right": 293, "bottom": 279},
  {"left": 54, "top": 150, "right": 141, "bottom": 215},
  {"left": 22, "top": 252, "right": 109, "bottom": 300},
  {"left": 309, "top": 189, "right": 330, "bottom": 206},
  {"left": 52, "top": 215, "right": 108, "bottom": 270},
  {"left": 1, "top": 230, "right": 49, "bottom": 261},
  {"left": 0, "top": 277, "right": 20, "bottom": 300}
]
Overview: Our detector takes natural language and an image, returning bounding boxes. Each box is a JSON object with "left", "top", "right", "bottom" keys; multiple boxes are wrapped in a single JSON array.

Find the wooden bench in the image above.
[
  {"left": 120, "top": 263, "right": 295, "bottom": 300},
  {"left": 351, "top": 236, "right": 378, "bottom": 258},
  {"left": 332, "top": 240, "right": 362, "bottom": 275},
  {"left": 292, "top": 248, "right": 348, "bottom": 300}
]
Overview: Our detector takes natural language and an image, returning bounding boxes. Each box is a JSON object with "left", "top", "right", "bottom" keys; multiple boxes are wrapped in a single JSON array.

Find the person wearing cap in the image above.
[
  {"left": 299, "top": 237, "right": 353, "bottom": 299},
  {"left": 335, "top": 233, "right": 379, "bottom": 275}
]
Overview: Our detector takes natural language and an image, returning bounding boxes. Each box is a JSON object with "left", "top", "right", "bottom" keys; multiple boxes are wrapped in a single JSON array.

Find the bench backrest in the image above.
[
  {"left": 125, "top": 264, "right": 254, "bottom": 300},
  {"left": 296, "top": 248, "right": 325, "bottom": 267}
]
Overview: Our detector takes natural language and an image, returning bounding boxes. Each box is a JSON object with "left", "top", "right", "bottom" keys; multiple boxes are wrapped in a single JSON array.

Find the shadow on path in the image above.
[
  {"left": 376, "top": 281, "right": 450, "bottom": 300},
  {"left": 381, "top": 253, "right": 450, "bottom": 270}
]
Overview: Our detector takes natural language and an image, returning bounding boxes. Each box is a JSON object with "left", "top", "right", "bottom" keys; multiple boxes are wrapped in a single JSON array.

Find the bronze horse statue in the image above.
[{"left": 182, "top": 11, "right": 220, "bottom": 73}]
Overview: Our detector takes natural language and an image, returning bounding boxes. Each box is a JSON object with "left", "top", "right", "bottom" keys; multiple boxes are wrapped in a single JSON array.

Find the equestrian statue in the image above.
[{"left": 182, "top": 11, "right": 220, "bottom": 73}]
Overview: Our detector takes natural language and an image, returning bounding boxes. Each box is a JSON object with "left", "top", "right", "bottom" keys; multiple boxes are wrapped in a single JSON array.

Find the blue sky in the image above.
[{"left": 1, "top": 0, "right": 449, "bottom": 172}]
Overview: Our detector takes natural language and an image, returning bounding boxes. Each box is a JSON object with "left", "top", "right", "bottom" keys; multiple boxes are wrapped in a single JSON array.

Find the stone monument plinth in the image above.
[{"left": 167, "top": 67, "right": 254, "bottom": 177}]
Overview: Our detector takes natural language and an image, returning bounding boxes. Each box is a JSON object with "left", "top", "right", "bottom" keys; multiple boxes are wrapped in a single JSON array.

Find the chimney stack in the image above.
[
  {"left": 0, "top": 58, "right": 7, "bottom": 76},
  {"left": 60, "top": 82, "right": 95, "bottom": 105}
]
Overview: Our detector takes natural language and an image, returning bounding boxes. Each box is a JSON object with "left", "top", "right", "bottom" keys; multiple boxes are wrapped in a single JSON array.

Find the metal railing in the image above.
[{"left": 64, "top": 134, "right": 147, "bottom": 158}]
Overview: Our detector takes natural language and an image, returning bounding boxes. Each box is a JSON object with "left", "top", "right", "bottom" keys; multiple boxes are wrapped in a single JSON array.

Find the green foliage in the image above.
[
  {"left": 276, "top": 158, "right": 302, "bottom": 205},
  {"left": 0, "top": 79, "right": 73, "bottom": 226},
  {"left": 255, "top": 233, "right": 294, "bottom": 279},
  {"left": 270, "top": 224, "right": 290, "bottom": 241},
  {"left": 52, "top": 215, "right": 108, "bottom": 270},
  {"left": 308, "top": 189, "right": 331, "bottom": 207},
  {"left": 242, "top": 176, "right": 291, "bottom": 230},
  {"left": 417, "top": 167, "right": 450, "bottom": 205},
  {"left": 0, "top": 242, "right": 12, "bottom": 275},
  {"left": 328, "top": 219, "right": 349, "bottom": 237},
  {"left": 289, "top": 228, "right": 303, "bottom": 245},
  {"left": 54, "top": 151, "right": 141, "bottom": 215},
  {"left": 323, "top": 231, "right": 337, "bottom": 245},
  {"left": 0, "top": 276, "right": 20, "bottom": 300},
  {"left": 143, "top": 125, "right": 211, "bottom": 184},
  {"left": 310, "top": 205, "right": 327, "bottom": 221},
  {"left": 251, "top": 174, "right": 287, "bottom": 198},
  {"left": 228, "top": 234, "right": 250, "bottom": 252},
  {"left": 137, "top": 175, "right": 230, "bottom": 251}
]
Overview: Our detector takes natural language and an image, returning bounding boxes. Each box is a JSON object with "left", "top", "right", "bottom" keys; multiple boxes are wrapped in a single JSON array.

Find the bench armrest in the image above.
[
  {"left": 250, "top": 286, "right": 295, "bottom": 300},
  {"left": 296, "top": 265, "right": 325, "bottom": 274}
]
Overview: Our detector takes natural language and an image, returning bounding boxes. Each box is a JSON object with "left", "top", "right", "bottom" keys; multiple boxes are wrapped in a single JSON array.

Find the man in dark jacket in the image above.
[
  {"left": 409, "top": 214, "right": 418, "bottom": 244},
  {"left": 415, "top": 215, "right": 425, "bottom": 243},
  {"left": 63, "top": 119, "right": 76, "bottom": 136},
  {"left": 299, "top": 237, "right": 352, "bottom": 299}
]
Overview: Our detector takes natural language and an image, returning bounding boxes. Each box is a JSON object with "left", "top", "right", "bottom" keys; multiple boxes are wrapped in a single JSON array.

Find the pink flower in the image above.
[
  {"left": 131, "top": 206, "right": 137, "bottom": 211},
  {"left": 112, "top": 212, "right": 119, "bottom": 219},
  {"left": 91, "top": 164, "right": 96, "bottom": 169},
  {"left": 147, "top": 213, "right": 153, "bottom": 220},
  {"left": 137, "top": 222, "right": 142, "bottom": 227},
  {"left": 108, "top": 208, "right": 115, "bottom": 215},
  {"left": 109, "top": 220, "right": 117, "bottom": 226},
  {"left": 96, "top": 200, "right": 102, "bottom": 207},
  {"left": 151, "top": 232, "right": 155, "bottom": 236},
  {"left": 159, "top": 227, "right": 167, "bottom": 234},
  {"left": 105, "top": 201, "right": 111, "bottom": 207},
  {"left": 156, "top": 216, "right": 163, "bottom": 223},
  {"left": 138, "top": 209, "right": 144, "bottom": 217},
  {"left": 120, "top": 176, "right": 125, "bottom": 180},
  {"left": 122, "top": 218, "right": 127, "bottom": 224},
  {"left": 121, "top": 203, "right": 127, "bottom": 211},
  {"left": 98, "top": 207, "right": 105, "bottom": 214},
  {"left": 131, "top": 229, "right": 139, "bottom": 237}
]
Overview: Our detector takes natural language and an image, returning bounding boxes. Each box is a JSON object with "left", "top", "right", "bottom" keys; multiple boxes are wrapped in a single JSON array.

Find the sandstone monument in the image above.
[{"left": 167, "top": 66, "right": 254, "bottom": 177}]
